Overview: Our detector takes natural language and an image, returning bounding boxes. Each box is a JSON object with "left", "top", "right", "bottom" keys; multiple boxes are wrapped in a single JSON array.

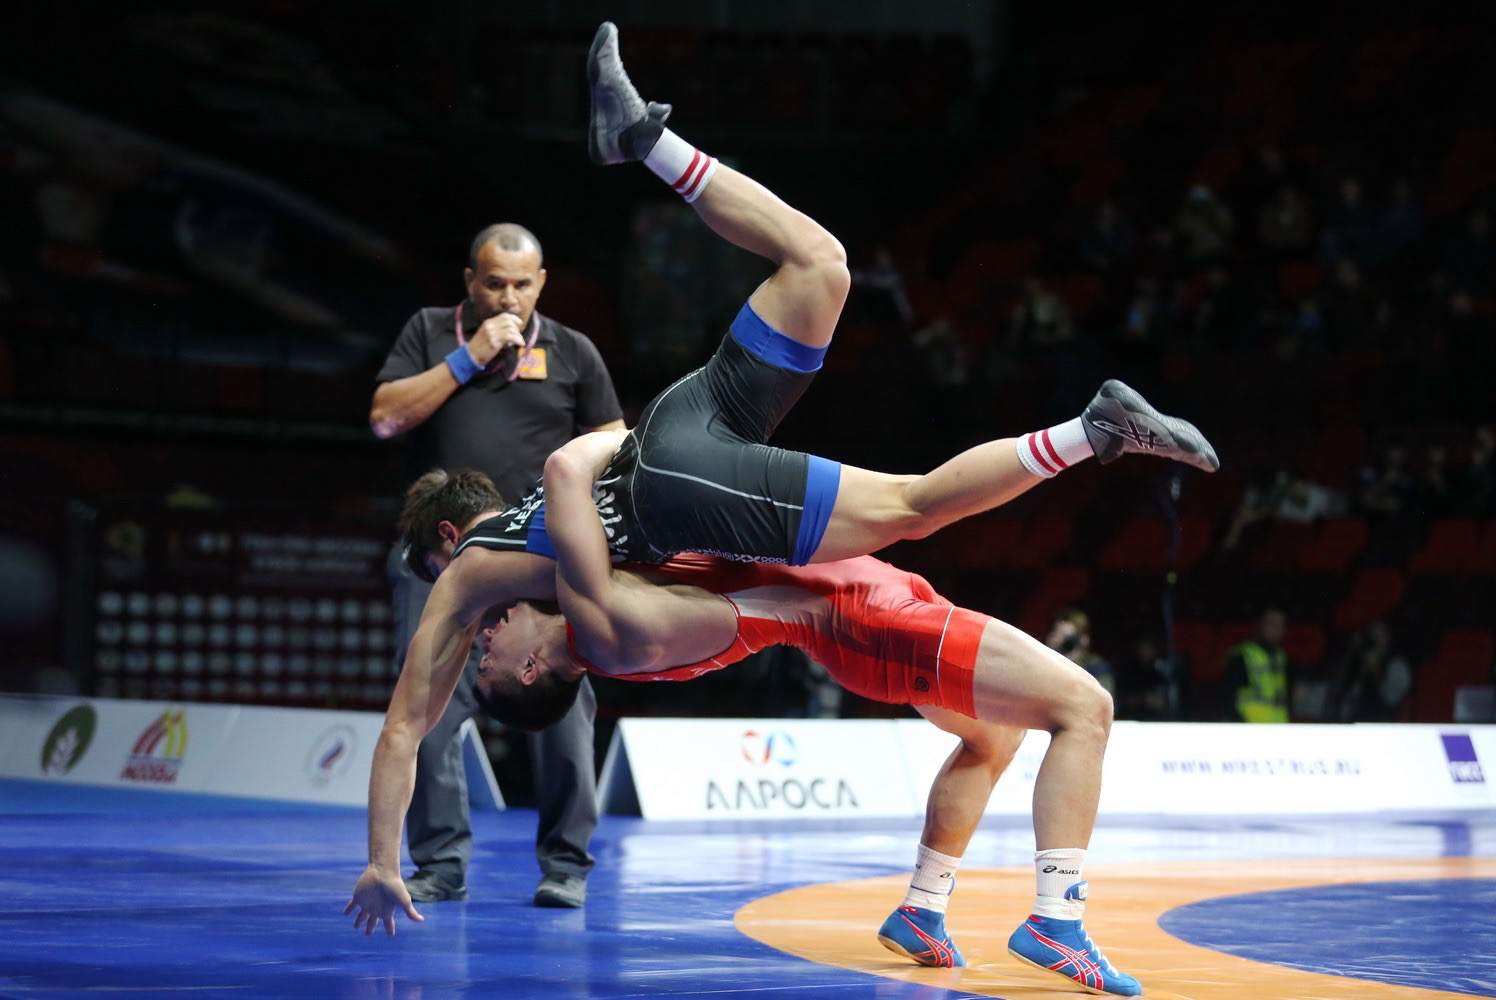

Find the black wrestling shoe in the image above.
[{"left": 587, "top": 21, "right": 671, "bottom": 165}]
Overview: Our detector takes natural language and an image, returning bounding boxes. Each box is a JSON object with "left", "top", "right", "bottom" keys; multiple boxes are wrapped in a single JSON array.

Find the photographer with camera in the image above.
[{"left": 1046, "top": 608, "right": 1116, "bottom": 695}]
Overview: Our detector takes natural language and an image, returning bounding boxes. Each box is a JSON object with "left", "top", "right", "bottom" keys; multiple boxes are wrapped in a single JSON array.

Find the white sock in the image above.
[
  {"left": 643, "top": 129, "right": 718, "bottom": 202},
  {"left": 901, "top": 843, "right": 961, "bottom": 914},
  {"left": 1016, "top": 417, "right": 1094, "bottom": 478},
  {"left": 1032, "top": 847, "right": 1087, "bottom": 919}
]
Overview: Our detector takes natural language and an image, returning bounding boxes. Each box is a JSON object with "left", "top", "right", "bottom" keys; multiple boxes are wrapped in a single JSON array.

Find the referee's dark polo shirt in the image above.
[{"left": 376, "top": 306, "right": 623, "bottom": 505}]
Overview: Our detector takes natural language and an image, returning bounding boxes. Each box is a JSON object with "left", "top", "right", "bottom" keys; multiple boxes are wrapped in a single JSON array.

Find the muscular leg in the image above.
[
  {"left": 958, "top": 618, "right": 1142, "bottom": 997},
  {"left": 878, "top": 708, "right": 1023, "bottom": 969},
  {"left": 911, "top": 706, "right": 1025, "bottom": 855},
  {"left": 589, "top": 21, "right": 848, "bottom": 351},
  {"left": 813, "top": 382, "right": 1218, "bottom": 565},
  {"left": 964, "top": 617, "right": 1112, "bottom": 849},
  {"left": 812, "top": 444, "right": 1044, "bottom": 564},
  {"left": 687, "top": 167, "right": 849, "bottom": 351}
]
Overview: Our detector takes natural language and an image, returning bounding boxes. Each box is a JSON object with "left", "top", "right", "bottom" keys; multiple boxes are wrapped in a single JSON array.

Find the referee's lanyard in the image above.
[{"left": 454, "top": 302, "right": 538, "bottom": 383}]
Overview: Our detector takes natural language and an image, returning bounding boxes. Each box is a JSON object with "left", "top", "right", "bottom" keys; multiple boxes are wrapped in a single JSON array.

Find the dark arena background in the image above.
[{"left": 0, "top": 2, "right": 1493, "bottom": 998}]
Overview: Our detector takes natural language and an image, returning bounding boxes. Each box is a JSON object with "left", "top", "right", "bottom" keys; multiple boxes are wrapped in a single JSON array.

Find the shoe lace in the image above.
[{"left": 1080, "top": 929, "right": 1120, "bottom": 977}]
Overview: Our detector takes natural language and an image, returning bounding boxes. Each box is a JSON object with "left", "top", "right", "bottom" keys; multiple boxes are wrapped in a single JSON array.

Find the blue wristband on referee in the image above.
[{"left": 445, "top": 344, "right": 483, "bottom": 384}]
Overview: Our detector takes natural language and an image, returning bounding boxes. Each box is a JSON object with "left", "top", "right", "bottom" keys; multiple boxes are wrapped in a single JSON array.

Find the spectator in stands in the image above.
[
  {"left": 1291, "top": 295, "right": 1328, "bottom": 353},
  {"left": 1257, "top": 184, "right": 1315, "bottom": 259},
  {"left": 1355, "top": 440, "right": 1416, "bottom": 517},
  {"left": 1221, "top": 607, "right": 1290, "bottom": 723},
  {"left": 369, "top": 222, "right": 625, "bottom": 910},
  {"left": 911, "top": 314, "right": 970, "bottom": 389},
  {"left": 1375, "top": 179, "right": 1424, "bottom": 264},
  {"left": 849, "top": 245, "right": 913, "bottom": 327},
  {"left": 1219, "top": 468, "right": 1284, "bottom": 554},
  {"left": 1442, "top": 289, "right": 1496, "bottom": 423},
  {"left": 1079, "top": 200, "right": 1136, "bottom": 273},
  {"left": 1120, "top": 278, "right": 1164, "bottom": 345},
  {"left": 1323, "top": 258, "right": 1389, "bottom": 351},
  {"left": 1452, "top": 425, "right": 1496, "bottom": 517},
  {"left": 1318, "top": 175, "right": 1378, "bottom": 269},
  {"left": 1114, "top": 277, "right": 1166, "bottom": 383},
  {"left": 1009, "top": 275, "right": 1074, "bottom": 351},
  {"left": 1232, "top": 143, "right": 1313, "bottom": 226},
  {"left": 1045, "top": 608, "right": 1115, "bottom": 695},
  {"left": 1276, "top": 472, "right": 1349, "bottom": 522},
  {"left": 1114, "top": 634, "right": 1176, "bottom": 721},
  {"left": 1190, "top": 264, "right": 1250, "bottom": 354},
  {"left": 1445, "top": 207, "right": 1493, "bottom": 297},
  {"left": 1330, "top": 619, "right": 1413, "bottom": 722},
  {"left": 1413, "top": 442, "right": 1457, "bottom": 517},
  {"left": 1173, "top": 184, "right": 1233, "bottom": 267},
  {"left": 1219, "top": 468, "right": 1348, "bottom": 553}
]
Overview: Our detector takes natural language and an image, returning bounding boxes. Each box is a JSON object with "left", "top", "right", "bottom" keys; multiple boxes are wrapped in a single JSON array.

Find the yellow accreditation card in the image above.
[{"left": 516, "top": 348, "right": 548, "bottom": 380}]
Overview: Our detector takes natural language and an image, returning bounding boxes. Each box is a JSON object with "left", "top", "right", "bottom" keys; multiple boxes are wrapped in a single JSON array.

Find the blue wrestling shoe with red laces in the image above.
[
  {"left": 877, "top": 904, "right": 965, "bottom": 968},
  {"left": 1007, "top": 913, "right": 1142, "bottom": 996}
]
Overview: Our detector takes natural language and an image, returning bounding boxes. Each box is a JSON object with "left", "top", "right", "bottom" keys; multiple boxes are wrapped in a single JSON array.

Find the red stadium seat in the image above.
[
  {"left": 1173, "top": 620, "right": 1219, "bottom": 682},
  {"left": 1248, "top": 521, "right": 1316, "bottom": 573},
  {"left": 1281, "top": 623, "right": 1327, "bottom": 667},
  {"left": 1408, "top": 518, "right": 1480, "bottom": 576},
  {"left": 1411, "top": 630, "right": 1495, "bottom": 722},
  {"left": 1007, "top": 515, "right": 1074, "bottom": 570},
  {"left": 1431, "top": 627, "right": 1495, "bottom": 675},
  {"left": 1475, "top": 520, "right": 1496, "bottom": 575},
  {"left": 1298, "top": 517, "right": 1367, "bottom": 574},
  {"left": 1331, "top": 569, "right": 1406, "bottom": 629}
]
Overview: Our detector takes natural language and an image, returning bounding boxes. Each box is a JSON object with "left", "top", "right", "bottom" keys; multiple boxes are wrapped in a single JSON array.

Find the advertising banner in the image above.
[
  {"left": 600, "top": 718, "right": 920, "bottom": 820},
  {"left": 603, "top": 717, "right": 1495, "bottom": 821}
]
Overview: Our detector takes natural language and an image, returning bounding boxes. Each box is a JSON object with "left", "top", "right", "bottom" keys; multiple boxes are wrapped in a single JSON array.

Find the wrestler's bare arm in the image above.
[
  {"left": 544, "top": 435, "right": 736, "bottom": 674},
  {"left": 348, "top": 547, "right": 552, "bottom": 934}
]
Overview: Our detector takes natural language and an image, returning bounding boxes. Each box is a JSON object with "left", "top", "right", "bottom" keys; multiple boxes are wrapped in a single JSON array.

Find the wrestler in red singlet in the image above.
[{"left": 568, "top": 553, "right": 990, "bottom": 718}]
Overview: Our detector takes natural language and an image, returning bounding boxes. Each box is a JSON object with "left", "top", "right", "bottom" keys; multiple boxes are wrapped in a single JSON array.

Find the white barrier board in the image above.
[
  {"left": 600, "top": 718, "right": 920, "bottom": 819},
  {"left": 603, "top": 717, "right": 1495, "bottom": 821},
  {"left": 0, "top": 694, "right": 506, "bottom": 809}
]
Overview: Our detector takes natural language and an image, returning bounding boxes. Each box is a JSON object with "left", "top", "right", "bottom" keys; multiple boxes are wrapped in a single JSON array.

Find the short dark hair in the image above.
[
  {"left": 474, "top": 668, "right": 582, "bottom": 733},
  {"left": 1055, "top": 607, "right": 1092, "bottom": 637},
  {"left": 397, "top": 469, "right": 506, "bottom": 583},
  {"left": 468, "top": 223, "right": 543, "bottom": 269}
]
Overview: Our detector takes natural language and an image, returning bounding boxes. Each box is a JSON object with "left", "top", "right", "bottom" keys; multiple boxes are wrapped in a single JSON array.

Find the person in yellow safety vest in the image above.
[{"left": 1222, "top": 608, "right": 1290, "bottom": 722}]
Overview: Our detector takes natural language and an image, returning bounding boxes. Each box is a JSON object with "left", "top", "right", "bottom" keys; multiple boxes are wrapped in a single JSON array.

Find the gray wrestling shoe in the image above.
[
  {"left": 1082, "top": 379, "right": 1220, "bottom": 472},
  {"left": 587, "top": 21, "right": 671, "bottom": 165}
]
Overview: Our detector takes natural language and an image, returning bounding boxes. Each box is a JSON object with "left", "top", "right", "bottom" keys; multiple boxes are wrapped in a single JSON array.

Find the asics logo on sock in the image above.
[
  {"left": 1091, "top": 416, "right": 1162, "bottom": 450},
  {"left": 1043, "top": 866, "right": 1080, "bottom": 874}
]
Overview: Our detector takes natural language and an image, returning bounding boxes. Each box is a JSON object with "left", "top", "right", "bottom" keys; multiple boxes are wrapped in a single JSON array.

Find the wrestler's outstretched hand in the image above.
[{"left": 345, "top": 864, "right": 424, "bottom": 936}]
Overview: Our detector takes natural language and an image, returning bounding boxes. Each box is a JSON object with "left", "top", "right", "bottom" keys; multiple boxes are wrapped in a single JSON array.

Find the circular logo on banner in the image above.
[
  {"left": 40, "top": 704, "right": 98, "bottom": 775},
  {"left": 740, "top": 729, "right": 797, "bottom": 767},
  {"left": 305, "top": 725, "right": 358, "bottom": 787}
]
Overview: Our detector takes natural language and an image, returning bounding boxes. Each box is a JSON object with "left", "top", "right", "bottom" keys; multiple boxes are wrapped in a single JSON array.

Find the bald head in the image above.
[{"left": 468, "top": 223, "right": 543, "bottom": 269}]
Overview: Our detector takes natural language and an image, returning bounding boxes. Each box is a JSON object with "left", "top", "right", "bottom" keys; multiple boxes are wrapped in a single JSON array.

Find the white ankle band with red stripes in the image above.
[
  {"left": 1017, "top": 417, "right": 1094, "bottom": 478},
  {"left": 644, "top": 130, "right": 718, "bottom": 202},
  {"left": 1018, "top": 430, "right": 1068, "bottom": 478}
]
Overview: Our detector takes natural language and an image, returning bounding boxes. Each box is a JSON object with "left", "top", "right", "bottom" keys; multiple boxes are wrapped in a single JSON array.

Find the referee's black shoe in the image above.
[{"left": 404, "top": 869, "right": 468, "bottom": 902}]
